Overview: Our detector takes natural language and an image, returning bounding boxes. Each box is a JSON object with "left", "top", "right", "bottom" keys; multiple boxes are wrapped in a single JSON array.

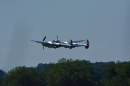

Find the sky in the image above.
[{"left": 0, "top": 0, "right": 130, "bottom": 71}]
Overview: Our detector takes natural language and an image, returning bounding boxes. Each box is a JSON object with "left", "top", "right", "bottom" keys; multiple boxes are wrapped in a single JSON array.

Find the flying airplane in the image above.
[
  {"left": 31, "top": 36, "right": 88, "bottom": 50},
  {"left": 61, "top": 39, "right": 89, "bottom": 49},
  {"left": 31, "top": 36, "right": 62, "bottom": 49}
]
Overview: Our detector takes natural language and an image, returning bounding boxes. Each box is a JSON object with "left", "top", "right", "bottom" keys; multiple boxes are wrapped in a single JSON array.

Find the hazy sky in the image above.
[{"left": 0, "top": 0, "right": 129, "bottom": 71}]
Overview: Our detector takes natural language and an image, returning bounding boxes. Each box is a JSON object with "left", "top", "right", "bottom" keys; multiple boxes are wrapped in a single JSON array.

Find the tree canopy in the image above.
[
  {"left": 44, "top": 58, "right": 96, "bottom": 86},
  {"left": 0, "top": 58, "right": 130, "bottom": 86},
  {"left": 2, "top": 66, "right": 45, "bottom": 86},
  {"left": 101, "top": 61, "right": 130, "bottom": 86}
]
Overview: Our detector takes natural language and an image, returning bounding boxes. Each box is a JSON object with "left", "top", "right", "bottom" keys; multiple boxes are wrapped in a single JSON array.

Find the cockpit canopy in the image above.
[{"left": 52, "top": 40, "right": 61, "bottom": 43}]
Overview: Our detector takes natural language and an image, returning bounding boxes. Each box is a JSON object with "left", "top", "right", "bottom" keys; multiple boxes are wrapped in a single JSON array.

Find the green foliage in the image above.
[
  {"left": 0, "top": 69, "right": 6, "bottom": 77},
  {"left": 2, "top": 66, "right": 45, "bottom": 86},
  {"left": 100, "top": 61, "right": 130, "bottom": 86},
  {"left": 36, "top": 63, "right": 50, "bottom": 71},
  {"left": 0, "top": 70, "right": 6, "bottom": 85},
  {"left": 93, "top": 62, "right": 110, "bottom": 86},
  {"left": 1, "top": 58, "right": 130, "bottom": 86},
  {"left": 44, "top": 58, "right": 97, "bottom": 86},
  {"left": 93, "top": 62, "right": 109, "bottom": 79}
]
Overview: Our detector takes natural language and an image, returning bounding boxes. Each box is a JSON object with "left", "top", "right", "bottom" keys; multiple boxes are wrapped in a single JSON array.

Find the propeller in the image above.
[
  {"left": 57, "top": 35, "right": 58, "bottom": 41},
  {"left": 42, "top": 36, "right": 46, "bottom": 50},
  {"left": 70, "top": 40, "right": 73, "bottom": 46},
  {"left": 56, "top": 35, "right": 60, "bottom": 43},
  {"left": 43, "top": 36, "right": 46, "bottom": 41},
  {"left": 86, "top": 40, "right": 89, "bottom": 46},
  {"left": 69, "top": 40, "right": 73, "bottom": 49}
]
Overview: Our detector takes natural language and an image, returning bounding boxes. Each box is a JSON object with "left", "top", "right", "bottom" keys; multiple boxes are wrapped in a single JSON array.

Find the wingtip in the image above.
[{"left": 31, "top": 40, "right": 36, "bottom": 42}]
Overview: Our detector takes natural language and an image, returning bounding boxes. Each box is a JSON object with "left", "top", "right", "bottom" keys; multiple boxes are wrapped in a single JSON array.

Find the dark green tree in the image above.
[
  {"left": 36, "top": 63, "right": 50, "bottom": 71},
  {"left": 100, "top": 61, "right": 130, "bottom": 86},
  {"left": 2, "top": 66, "right": 45, "bottom": 86},
  {"left": 44, "top": 58, "right": 97, "bottom": 86},
  {"left": 0, "top": 69, "right": 6, "bottom": 86}
]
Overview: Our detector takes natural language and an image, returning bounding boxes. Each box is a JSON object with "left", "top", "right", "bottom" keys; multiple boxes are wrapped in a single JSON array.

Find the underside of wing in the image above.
[{"left": 43, "top": 43, "right": 57, "bottom": 47}]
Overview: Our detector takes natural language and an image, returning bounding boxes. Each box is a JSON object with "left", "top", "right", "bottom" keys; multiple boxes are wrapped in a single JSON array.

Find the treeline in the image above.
[{"left": 0, "top": 58, "right": 130, "bottom": 86}]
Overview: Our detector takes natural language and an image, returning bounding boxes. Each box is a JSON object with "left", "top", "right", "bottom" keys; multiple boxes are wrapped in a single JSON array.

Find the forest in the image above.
[{"left": 0, "top": 58, "right": 130, "bottom": 86}]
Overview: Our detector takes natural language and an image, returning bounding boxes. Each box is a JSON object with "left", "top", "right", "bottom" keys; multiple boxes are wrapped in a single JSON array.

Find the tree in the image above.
[
  {"left": 36, "top": 63, "right": 50, "bottom": 71},
  {"left": 0, "top": 69, "right": 6, "bottom": 85},
  {"left": 100, "top": 61, "right": 130, "bottom": 86},
  {"left": 44, "top": 58, "right": 97, "bottom": 86},
  {"left": 2, "top": 66, "right": 45, "bottom": 86}
]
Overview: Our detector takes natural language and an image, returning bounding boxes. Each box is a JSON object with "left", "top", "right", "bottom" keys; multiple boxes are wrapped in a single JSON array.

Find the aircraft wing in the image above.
[
  {"left": 72, "top": 40, "right": 85, "bottom": 43},
  {"left": 31, "top": 40, "right": 59, "bottom": 46},
  {"left": 31, "top": 40, "right": 45, "bottom": 43}
]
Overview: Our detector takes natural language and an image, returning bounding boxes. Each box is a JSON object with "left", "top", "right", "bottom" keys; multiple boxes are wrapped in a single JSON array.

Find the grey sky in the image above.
[{"left": 0, "top": 0, "right": 129, "bottom": 71}]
